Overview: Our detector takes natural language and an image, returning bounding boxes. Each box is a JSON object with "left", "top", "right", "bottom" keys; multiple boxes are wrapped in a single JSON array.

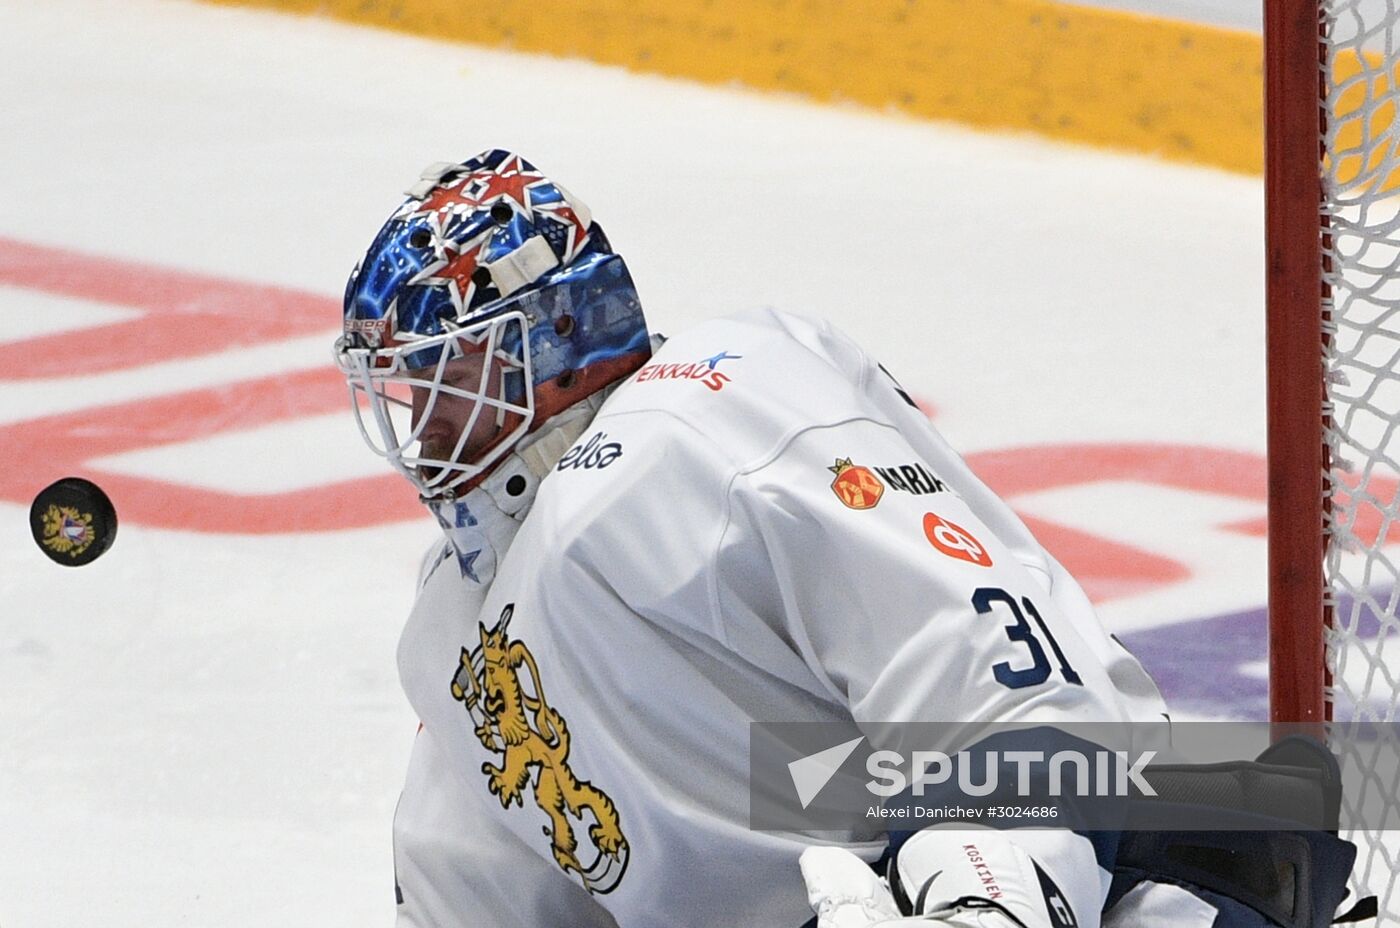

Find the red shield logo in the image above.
[
  {"left": 923, "top": 512, "right": 993, "bottom": 567},
  {"left": 830, "top": 458, "right": 884, "bottom": 510}
]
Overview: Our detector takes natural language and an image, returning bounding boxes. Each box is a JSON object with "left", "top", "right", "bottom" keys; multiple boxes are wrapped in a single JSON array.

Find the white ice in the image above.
[{"left": 0, "top": 0, "right": 1373, "bottom": 925}]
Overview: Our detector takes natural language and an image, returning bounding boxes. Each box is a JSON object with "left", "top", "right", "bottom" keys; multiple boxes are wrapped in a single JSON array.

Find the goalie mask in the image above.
[{"left": 335, "top": 150, "right": 651, "bottom": 500}]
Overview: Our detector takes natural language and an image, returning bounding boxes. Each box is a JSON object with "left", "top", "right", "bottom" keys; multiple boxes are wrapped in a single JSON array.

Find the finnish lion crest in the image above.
[{"left": 451, "top": 604, "right": 629, "bottom": 894}]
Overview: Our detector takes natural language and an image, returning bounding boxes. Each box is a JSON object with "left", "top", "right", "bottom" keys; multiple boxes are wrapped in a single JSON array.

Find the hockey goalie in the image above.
[{"left": 334, "top": 151, "right": 1359, "bottom": 928}]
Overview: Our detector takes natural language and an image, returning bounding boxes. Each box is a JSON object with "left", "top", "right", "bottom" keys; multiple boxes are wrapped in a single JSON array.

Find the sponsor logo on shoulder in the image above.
[
  {"left": 830, "top": 458, "right": 885, "bottom": 510},
  {"left": 828, "top": 457, "right": 950, "bottom": 510},
  {"left": 873, "top": 462, "right": 948, "bottom": 496},
  {"left": 557, "top": 432, "right": 623, "bottom": 471},
  {"left": 923, "top": 512, "right": 993, "bottom": 567},
  {"left": 634, "top": 350, "right": 741, "bottom": 392}
]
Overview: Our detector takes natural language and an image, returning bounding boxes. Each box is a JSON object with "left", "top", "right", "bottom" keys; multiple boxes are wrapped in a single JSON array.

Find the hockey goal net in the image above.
[{"left": 1267, "top": 0, "right": 1400, "bottom": 920}]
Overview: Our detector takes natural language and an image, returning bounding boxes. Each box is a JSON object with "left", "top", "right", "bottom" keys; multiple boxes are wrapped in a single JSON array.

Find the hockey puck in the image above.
[{"left": 29, "top": 477, "right": 118, "bottom": 567}]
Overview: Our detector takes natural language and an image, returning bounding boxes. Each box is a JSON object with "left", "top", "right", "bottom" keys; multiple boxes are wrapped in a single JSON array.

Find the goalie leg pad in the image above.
[
  {"left": 1108, "top": 736, "right": 1357, "bottom": 928},
  {"left": 1107, "top": 828, "right": 1356, "bottom": 928},
  {"left": 1103, "top": 880, "right": 1259, "bottom": 928}
]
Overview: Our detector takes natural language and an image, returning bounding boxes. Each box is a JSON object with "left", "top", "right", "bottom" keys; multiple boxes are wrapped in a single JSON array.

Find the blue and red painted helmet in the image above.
[{"left": 335, "top": 150, "right": 650, "bottom": 499}]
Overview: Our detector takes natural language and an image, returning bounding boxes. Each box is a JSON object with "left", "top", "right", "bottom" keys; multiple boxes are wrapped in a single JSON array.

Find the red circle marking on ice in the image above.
[
  {"left": 8, "top": 235, "right": 1396, "bottom": 599},
  {"left": 0, "top": 236, "right": 422, "bottom": 533}
]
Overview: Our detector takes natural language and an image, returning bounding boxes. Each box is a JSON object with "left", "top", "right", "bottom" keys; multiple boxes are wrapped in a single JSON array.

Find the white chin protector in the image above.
[{"left": 335, "top": 310, "right": 534, "bottom": 499}]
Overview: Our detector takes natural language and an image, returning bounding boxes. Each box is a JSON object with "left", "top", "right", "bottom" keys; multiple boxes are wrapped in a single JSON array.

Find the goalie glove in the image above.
[
  {"left": 799, "top": 846, "right": 904, "bottom": 928},
  {"left": 800, "top": 828, "right": 1089, "bottom": 928},
  {"left": 799, "top": 846, "right": 1023, "bottom": 927}
]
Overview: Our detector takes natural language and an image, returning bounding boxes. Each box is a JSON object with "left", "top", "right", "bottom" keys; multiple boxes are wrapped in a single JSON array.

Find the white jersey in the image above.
[{"left": 389, "top": 308, "right": 1166, "bottom": 928}]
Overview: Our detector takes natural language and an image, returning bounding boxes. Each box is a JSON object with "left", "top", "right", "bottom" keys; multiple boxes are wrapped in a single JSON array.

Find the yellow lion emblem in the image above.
[{"left": 451, "top": 604, "right": 629, "bottom": 894}]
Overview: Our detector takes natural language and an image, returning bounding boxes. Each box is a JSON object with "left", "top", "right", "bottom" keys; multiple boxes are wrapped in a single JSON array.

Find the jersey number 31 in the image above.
[{"left": 973, "top": 587, "right": 1083, "bottom": 690}]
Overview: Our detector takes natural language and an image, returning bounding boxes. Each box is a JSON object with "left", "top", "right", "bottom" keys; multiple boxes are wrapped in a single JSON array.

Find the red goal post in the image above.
[
  {"left": 1265, "top": 0, "right": 1328, "bottom": 728},
  {"left": 1266, "top": 0, "right": 1400, "bottom": 918}
]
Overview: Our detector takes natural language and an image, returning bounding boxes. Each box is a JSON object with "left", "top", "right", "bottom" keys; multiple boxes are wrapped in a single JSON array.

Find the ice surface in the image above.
[{"left": 0, "top": 1, "right": 1379, "bottom": 925}]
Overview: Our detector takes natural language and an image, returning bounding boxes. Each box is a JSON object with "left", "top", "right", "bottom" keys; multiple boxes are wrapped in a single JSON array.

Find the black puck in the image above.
[{"left": 29, "top": 477, "right": 118, "bottom": 567}]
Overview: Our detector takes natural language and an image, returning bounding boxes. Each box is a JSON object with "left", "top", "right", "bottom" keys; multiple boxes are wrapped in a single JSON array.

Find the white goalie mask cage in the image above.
[{"left": 334, "top": 310, "right": 534, "bottom": 500}]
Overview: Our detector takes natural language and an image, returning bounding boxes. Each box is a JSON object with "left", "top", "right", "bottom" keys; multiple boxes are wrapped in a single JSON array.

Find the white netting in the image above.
[{"left": 1323, "top": 1, "right": 1400, "bottom": 920}]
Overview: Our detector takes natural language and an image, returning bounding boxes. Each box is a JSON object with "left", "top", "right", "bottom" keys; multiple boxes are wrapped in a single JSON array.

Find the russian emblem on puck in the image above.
[
  {"left": 829, "top": 457, "right": 884, "bottom": 510},
  {"left": 29, "top": 477, "right": 118, "bottom": 566}
]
